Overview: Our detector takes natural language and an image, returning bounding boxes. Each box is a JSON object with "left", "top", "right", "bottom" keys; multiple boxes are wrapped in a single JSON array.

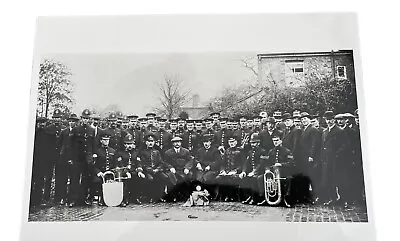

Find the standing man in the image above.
[
  {"left": 54, "top": 113, "right": 79, "bottom": 205},
  {"left": 69, "top": 109, "right": 95, "bottom": 207},
  {"left": 41, "top": 109, "right": 64, "bottom": 205},
  {"left": 125, "top": 115, "right": 142, "bottom": 151},
  {"left": 30, "top": 117, "right": 48, "bottom": 207},
  {"left": 202, "top": 118, "right": 216, "bottom": 143},
  {"left": 318, "top": 111, "right": 349, "bottom": 205},
  {"left": 168, "top": 118, "right": 179, "bottom": 138},
  {"left": 259, "top": 117, "right": 275, "bottom": 154},
  {"left": 213, "top": 117, "right": 231, "bottom": 154},
  {"left": 182, "top": 119, "right": 196, "bottom": 153},
  {"left": 235, "top": 115, "right": 251, "bottom": 151},
  {"left": 298, "top": 112, "right": 320, "bottom": 204},
  {"left": 104, "top": 113, "right": 127, "bottom": 151},
  {"left": 156, "top": 118, "right": 173, "bottom": 156},
  {"left": 145, "top": 113, "right": 158, "bottom": 134}
]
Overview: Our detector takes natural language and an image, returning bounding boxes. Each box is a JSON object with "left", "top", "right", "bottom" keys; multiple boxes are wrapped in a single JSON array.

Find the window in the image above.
[
  {"left": 285, "top": 60, "right": 304, "bottom": 74},
  {"left": 337, "top": 66, "right": 347, "bottom": 79}
]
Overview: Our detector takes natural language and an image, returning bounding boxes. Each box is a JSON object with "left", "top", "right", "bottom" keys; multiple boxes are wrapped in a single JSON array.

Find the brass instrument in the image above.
[{"left": 263, "top": 165, "right": 285, "bottom": 206}]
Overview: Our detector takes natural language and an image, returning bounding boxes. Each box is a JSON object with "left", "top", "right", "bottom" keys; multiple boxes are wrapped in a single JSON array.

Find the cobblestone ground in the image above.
[{"left": 28, "top": 202, "right": 368, "bottom": 222}]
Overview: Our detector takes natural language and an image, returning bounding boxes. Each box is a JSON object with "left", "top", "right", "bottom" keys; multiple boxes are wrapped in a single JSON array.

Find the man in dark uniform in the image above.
[
  {"left": 125, "top": 115, "right": 142, "bottom": 152},
  {"left": 173, "top": 117, "right": 186, "bottom": 139},
  {"left": 164, "top": 137, "right": 194, "bottom": 201},
  {"left": 213, "top": 117, "right": 231, "bottom": 154},
  {"left": 90, "top": 131, "right": 116, "bottom": 206},
  {"left": 273, "top": 111, "right": 286, "bottom": 131},
  {"left": 259, "top": 117, "right": 275, "bottom": 154},
  {"left": 202, "top": 118, "right": 216, "bottom": 143},
  {"left": 193, "top": 135, "right": 221, "bottom": 198},
  {"left": 259, "top": 112, "right": 268, "bottom": 131},
  {"left": 298, "top": 111, "right": 320, "bottom": 203},
  {"left": 69, "top": 109, "right": 95, "bottom": 207},
  {"left": 215, "top": 134, "right": 243, "bottom": 201},
  {"left": 155, "top": 118, "right": 173, "bottom": 156},
  {"left": 318, "top": 111, "right": 349, "bottom": 206},
  {"left": 235, "top": 115, "right": 252, "bottom": 151},
  {"left": 182, "top": 119, "right": 196, "bottom": 153},
  {"left": 256, "top": 130, "right": 296, "bottom": 207},
  {"left": 41, "top": 108, "right": 64, "bottom": 205},
  {"left": 54, "top": 113, "right": 79, "bottom": 205},
  {"left": 145, "top": 113, "right": 159, "bottom": 133},
  {"left": 282, "top": 113, "right": 301, "bottom": 153},
  {"left": 252, "top": 116, "right": 262, "bottom": 133},
  {"left": 210, "top": 112, "right": 221, "bottom": 132},
  {"left": 30, "top": 117, "right": 48, "bottom": 207},
  {"left": 238, "top": 133, "right": 268, "bottom": 205},
  {"left": 115, "top": 134, "right": 142, "bottom": 206},
  {"left": 351, "top": 109, "right": 366, "bottom": 205},
  {"left": 138, "top": 133, "right": 170, "bottom": 203},
  {"left": 168, "top": 118, "right": 179, "bottom": 138},
  {"left": 193, "top": 120, "right": 205, "bottom": 151},
  {"left": 103, "top": 113, "right": 128, "bottom": 151}
]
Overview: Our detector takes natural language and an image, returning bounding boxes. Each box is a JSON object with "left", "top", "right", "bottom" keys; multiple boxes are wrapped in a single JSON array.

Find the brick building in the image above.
[
  {"left": 181, "top": 94, "right": 210, "bottom": 119},
  {"left": 257, "top": 50, "right": 356, "bottom": 88}
]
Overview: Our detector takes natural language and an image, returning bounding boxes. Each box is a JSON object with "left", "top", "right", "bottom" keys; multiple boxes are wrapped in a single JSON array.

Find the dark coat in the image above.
[
  {"left": 299, "top": 124, "right": 319, "bottom": 161},
  {"left": 213, "top": 128, "right": 232, "bottom": 149},
  {"left": 102, "top": 127, "right": 127, "bottom": 151},
  {"left": 164, "top": 147, "right": 194, "bottom": 171},
  {"left": 258, "top": 129, "right": 274, "bottom": 154},
  {"left": 220, "top": 147, "right": 244, "bottom": 172},
  {"left": 320, "top": 125, "right": 349, "bottom": 187},
  {"left": 138, "top": 148, "right": 166, "bottom": 172},
  {"left": 70, "top": 124, "right": 95, "bottom": 163},
  {"left": 258, "top": 146, "right": 295, "bottom": 177},
  {"left": 115, "top": 149, "right": 141, "bottom": 174},
  {"left": 43, "top": 123, "right": 63, "bottom": 161},
  {"left": 181, "top": 130, "right": 197, "bottom": 152},
  {"left": 57, "top": 127, "right": 73, "bottom": 162},
  {"left": 282, "top": 126, "right": 302, "bottom": 160},
  {"left": 194, "top": 147, "right": 221, "bottom": 170},
  {"left": 242, "top": 147, "right": 268, "bottom": 174},
  {"left": 92, "top": 146, "right": 116, "bottom": 175},
  {"left": 155, "top": 129, "right": 173, "bottom": 153}
]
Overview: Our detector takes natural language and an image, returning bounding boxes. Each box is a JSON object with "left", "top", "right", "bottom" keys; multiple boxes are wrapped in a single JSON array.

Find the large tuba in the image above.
[{"left": 263, "top": 166, "right": 284, "bottom": 206}]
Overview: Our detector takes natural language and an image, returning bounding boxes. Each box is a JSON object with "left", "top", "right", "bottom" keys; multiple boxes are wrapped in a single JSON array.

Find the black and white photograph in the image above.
[
  {"left": 19, "top": 13, "right": 375, "bottom": 241},
  {"left": 28, "top": 51, "right": 368, "bottom": 222}
]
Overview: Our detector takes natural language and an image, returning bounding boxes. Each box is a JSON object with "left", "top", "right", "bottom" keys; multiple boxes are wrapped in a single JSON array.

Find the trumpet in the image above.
[{"left": 263, "top": 165, "right": 285, "bottom": 206}]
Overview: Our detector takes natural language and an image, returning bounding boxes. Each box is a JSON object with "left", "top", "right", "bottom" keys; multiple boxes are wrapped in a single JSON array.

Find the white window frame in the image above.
[
  {"left": 285, "top": 60, "right": 304, "bottom": 74},
  {"left": 336, "top": 66, "right": 347, "bottom": 79}
]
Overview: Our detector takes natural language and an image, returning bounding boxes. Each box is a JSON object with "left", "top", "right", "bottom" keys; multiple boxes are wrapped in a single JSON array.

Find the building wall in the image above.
[{"left": 258, "top": 51, "right": 355, "bottom": 88}]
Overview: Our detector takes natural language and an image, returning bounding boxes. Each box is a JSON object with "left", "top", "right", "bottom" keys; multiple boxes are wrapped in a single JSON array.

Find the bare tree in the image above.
[
  {"left": 155, "top": 74, "right": 191, "bottom": 119},
  {"left": 37, "top": 58, "right": 74, "bottom": 118}
]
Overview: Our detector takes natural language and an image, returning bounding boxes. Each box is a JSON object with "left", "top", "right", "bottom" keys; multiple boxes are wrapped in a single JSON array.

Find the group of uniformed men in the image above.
[{"left": 30, "top": 108, "right": 365, "bottom": 208}]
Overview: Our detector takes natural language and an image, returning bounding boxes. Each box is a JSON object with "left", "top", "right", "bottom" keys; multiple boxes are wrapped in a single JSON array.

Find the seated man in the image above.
[
  {"left": 256, "top": 130, "right": 296, "bottom": 207},
  {"left": 238, "top": 133, "right": 268, "bottom": 205},
  {"left": 138, "top": 132, "right": 170, "bottom": 203},
  {"left": 164, "top": 136, "right": 194, "bottom": 201},
  {"left": 115, "top": 134, "right": 143, "bottom": 206},
  {"left": 90, "top": 131, "right": 116, "bottom": 206},
  {"left": 193, "top": 135, "right": 221, "bottom": 199},
  {"left": 215, "top": 134, "right": 243, "bottom": 202}
]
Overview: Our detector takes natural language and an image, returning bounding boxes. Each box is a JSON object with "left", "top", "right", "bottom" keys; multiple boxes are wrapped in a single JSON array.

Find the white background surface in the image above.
[{"left": 0, "top": 1, "right": 399, "bottom": 241}]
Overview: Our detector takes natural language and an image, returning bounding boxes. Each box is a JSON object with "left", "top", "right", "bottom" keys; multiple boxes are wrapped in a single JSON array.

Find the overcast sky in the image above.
[{"left": 44, "top": 53, "right": 257, "bottom": 116}]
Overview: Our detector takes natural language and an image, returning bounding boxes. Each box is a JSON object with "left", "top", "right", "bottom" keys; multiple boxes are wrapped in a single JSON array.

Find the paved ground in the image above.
[{"left": 28, "top": 202, "right": 368, "bottom": 222}]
